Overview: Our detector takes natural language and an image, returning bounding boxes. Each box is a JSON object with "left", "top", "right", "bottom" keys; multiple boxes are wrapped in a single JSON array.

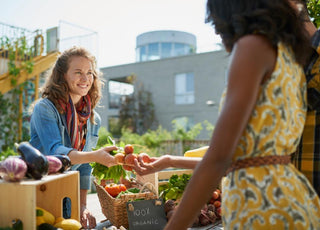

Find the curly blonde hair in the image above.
[{"left": 41, "top": 46, "right": 103, "bottom": 123}]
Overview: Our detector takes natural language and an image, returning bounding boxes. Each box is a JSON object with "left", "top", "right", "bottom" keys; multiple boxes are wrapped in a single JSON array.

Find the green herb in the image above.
[
  {"left": 159, "top": 173, "right": 192, "bottom": 201},
  {"left": 91, "top": 136, "right": 128, "bottom": 183},
  {"left": 115, "top": 187, "right": 141, "bottom": 198},
  {"left": 91, "top": 163, "right": 127, "bottom": 183}
]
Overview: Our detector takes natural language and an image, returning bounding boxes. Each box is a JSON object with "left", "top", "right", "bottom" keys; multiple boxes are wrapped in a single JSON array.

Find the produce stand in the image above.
[
  {"left": 136, "top": 169, "right": 224, "bottom": 230},
  {"left": 0, "top": 171, "right": 79, "bottom": 229},
  {"left": 136, "top": 168, "right": 194, "bottom": 192}
]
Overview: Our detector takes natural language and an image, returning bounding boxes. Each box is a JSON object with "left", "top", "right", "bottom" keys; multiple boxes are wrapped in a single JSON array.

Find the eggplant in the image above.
[
  {"left": 46, "top": 156, "right": 62, "bottom": 174},
  {"left": 1, "top": 157, "right": 27, "bottom": 182},
  {"left": 17, "top": 142, "right": 49, "bottom": 179},
  {"left": 51, "top": 155, "right": 72, "bottom": 172}
]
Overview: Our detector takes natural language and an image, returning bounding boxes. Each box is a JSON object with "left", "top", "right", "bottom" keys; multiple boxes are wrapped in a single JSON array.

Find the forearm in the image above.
[
  {"left": 80, "top": 189, "right": 88, "bottom": 209},
  {"left": 68, "top": 150, "right": 98, "bottom": 165},
  {"left": 168, "top": 155, "right": 201, "bottom": 169},
  {"left": 67, "top": 146, "right": 117, "bottom": 167},
  {"left": 165, "top": 153, "right": 227, "bottom": 229}
]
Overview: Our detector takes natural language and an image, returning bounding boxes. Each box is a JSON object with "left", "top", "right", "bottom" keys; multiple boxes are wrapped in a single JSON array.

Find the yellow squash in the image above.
[
  {"left": 36, "top": 207, "right": 55, "bottom": 226},
  {"left": 54, "top": 218, "right": 82, "bottom": 230},
  {"left": 184, "top": 146, "right": 209, "bottom": 157}
]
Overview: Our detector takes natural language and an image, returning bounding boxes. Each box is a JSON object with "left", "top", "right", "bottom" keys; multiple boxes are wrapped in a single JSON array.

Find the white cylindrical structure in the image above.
[{"left": 136, "top": 30, "right": 197, "bottom": 62}]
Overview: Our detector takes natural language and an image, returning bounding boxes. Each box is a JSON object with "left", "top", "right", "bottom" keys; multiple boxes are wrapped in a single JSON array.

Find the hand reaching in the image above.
[
  {"left": 96, "top": 146, "right": 118, "bottom": 167},
  {"left": 80, "top": 206, "right": 96, "bottom": 229},
  {"left": 133, "top": 155, "right": 171, "bottom": 175}
]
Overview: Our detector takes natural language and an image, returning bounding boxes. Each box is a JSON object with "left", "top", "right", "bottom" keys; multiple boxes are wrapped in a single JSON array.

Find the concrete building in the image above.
[{"left": 97, "top": 30, "right": 229, "bottom": 139}]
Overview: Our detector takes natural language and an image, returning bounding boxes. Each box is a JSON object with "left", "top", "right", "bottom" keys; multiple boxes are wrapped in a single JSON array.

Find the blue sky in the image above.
[{"left": 1, "top": 0, "right": 222, "bottom": 68}]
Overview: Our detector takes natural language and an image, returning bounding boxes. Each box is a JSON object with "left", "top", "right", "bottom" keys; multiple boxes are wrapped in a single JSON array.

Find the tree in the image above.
[
  {"left": 306, "top": 0, "right": 320, "bottom": 28},
  {"left": 119, "top": 84, "right": 158, "bottom": 135}
]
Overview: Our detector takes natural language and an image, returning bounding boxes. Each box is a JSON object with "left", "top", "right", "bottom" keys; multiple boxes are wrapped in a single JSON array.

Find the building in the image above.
[{"left": 97, "top": 30, "right": 229, "bottom": 139}]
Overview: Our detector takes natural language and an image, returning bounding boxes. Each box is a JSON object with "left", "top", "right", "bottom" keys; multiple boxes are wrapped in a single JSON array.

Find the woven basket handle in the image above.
[{"left": 139, "top": 182, "right": 159, "bottom": 198}]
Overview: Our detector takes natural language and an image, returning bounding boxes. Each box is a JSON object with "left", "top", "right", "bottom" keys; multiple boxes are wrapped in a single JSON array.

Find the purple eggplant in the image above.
[
  {"left": 1, "top": 157, "right": 27, "bottom": 182},
  {"left": 51, "top": 155, "right": 72, "bottom": 172},
  {"left": 17, "top": 142, "right": 49, "bottom": 179}
]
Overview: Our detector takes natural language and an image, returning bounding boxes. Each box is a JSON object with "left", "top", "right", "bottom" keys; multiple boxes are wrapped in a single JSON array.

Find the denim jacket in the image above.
[{"left": 29, "top": 98, "right": 100, "bottom": 190}]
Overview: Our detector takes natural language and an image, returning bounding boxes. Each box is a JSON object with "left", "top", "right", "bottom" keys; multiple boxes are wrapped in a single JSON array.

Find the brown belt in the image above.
[{"left": 226, "top": 155, "right": 291, "bottom": 175}]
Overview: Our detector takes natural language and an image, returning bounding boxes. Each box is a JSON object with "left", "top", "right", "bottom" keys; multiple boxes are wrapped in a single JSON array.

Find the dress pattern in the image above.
[{"left": 220, "top": 43, "right": 320, "bottom": 229}]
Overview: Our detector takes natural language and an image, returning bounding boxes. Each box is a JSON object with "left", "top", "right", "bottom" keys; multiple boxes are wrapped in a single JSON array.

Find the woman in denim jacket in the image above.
[{"left": 29, "top": 46, "right": 116, "bottom": 229}]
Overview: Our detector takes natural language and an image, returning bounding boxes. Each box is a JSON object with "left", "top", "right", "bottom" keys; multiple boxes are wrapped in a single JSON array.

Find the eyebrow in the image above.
[{"left": 74, "top": 68, "right": 92, "bottom": 71}]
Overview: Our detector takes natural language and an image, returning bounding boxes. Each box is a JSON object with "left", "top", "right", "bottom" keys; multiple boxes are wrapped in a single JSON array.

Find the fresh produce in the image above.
[
  {"left": 52, "top": 155, "right": 71, "bottom": 172},
  {"left": 124, "top": 153, "right": 137, "bottom": 166},
  {"left": 138, "top": 152, "right": 152, "bottom": 163},
  {"left": 122, "top": 164, "right": 133, "bottom": 171},
  {"left": 46, "top": 156, "right": 62, "bottom": 174},
  {"left": 159, "top": 173, "right": 192, "bottom": 201},
  {"left": 16, "top": 142, "right": 49, "bottom": 179},
  {"left": 36, "top": 207, "right": 55, "bottom": 226},
  {"left": 105, "top": 183, "right": 127, "bottom": 197},
  {"left": 90, "top": 136, "right": 130, "bottom": 182},
  {"left": 184, "top": 146, "right": 209, "bottom": 158},
  {"left": 0, "top": 157, "right": 27, "bottom": 182},
  {"left": 124, "top": 144, "right": 134, "bottom": 154},
  {"left": 54, "top": 218, "right": 81, "bottom": 230},
  {"left": 114, "top": 153, "right": 125, "bottom": 164},
  {"left": 164, "top": 188, "right": 222, "bottom": 227}
]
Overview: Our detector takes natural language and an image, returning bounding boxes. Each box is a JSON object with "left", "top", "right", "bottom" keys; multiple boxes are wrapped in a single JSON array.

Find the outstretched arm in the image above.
[{"left": 133, "top": 155, "right": 202, "bottom": 175}]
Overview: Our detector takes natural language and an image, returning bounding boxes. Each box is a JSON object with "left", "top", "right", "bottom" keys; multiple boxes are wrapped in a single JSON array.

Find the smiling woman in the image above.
[
  {"left": 28, "top": 46, "right": 118, "bottom": 229},
  {"left": 65, "top": 56, "right": 94, "bottom": 104}
]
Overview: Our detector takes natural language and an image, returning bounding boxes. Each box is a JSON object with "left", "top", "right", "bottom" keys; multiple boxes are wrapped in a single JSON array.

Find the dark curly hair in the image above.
[
  {"left": 40, "top": 46, "right": 103, "bottom": 123},
  {"left": 206, "top": 0, "right": 312, "bottom": 66}
]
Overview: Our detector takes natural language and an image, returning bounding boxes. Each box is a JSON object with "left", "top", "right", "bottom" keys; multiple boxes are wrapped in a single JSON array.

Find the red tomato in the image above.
[
  {"left": 124, "top": 144, "right": 134, "bottom": 154},
  {"left": 212, "top": 191, "right": 220, "bottom": 200},
  {"left": 105, "top": 183, "right": 121, "bottom": 197},
  {"left": 119, "top": 184, "right": 127, "bottom": 192}
]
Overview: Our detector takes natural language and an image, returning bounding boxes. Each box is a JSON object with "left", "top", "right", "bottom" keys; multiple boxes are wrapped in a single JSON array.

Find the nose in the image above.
[{"left": 80, "top": 73, "right": 88, "bottom": 81}]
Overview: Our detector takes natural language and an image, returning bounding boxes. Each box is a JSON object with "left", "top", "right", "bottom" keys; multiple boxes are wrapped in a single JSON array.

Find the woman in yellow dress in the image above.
[{"left": 134, "top": 0, "right": 320, "bottom": 229}]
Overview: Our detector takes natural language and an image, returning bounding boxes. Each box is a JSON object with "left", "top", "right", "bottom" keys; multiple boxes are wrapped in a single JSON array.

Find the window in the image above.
[
  {"left": 137, "top": 46, "right": 147, "bottom": 62},
  {"left": 175, "top": 72, "right": 195, "bottom": 104},
  {"left": 161, "top": 42, "right": 172, "bottom": 58},
  {"left": 108, "top": 80, "right": 134, "bottom": 109},
  {"left": 174, "top": 43, "right": 187, "bottom": 56},
  {"left": 148, "top": 43, "right": 160, "bottom": 60}
]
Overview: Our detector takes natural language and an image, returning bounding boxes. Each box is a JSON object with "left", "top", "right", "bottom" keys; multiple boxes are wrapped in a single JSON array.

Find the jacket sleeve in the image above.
[{"left": 30, "top": 100, "right": 73, "bottom": 155}]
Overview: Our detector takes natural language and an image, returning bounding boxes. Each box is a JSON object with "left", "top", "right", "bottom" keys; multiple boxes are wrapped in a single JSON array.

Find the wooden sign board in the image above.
[{"left": 126, "top": 198, "right": 167, "bottom": 230}]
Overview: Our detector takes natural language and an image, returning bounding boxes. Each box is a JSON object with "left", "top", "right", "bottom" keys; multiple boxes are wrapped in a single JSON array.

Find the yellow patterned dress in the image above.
[{"left": 220, "top": 43, "right": 320, "bottom": 229}]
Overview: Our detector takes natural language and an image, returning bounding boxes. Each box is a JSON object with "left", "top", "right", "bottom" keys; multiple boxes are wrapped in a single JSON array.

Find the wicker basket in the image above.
[{"left": 94, "top": 180, "right": 158, "bottom": 228}]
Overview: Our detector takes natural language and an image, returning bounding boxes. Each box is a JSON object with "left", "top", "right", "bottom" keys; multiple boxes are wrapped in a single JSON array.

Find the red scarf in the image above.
[{"left": 59, "top": 95, "right": 91, "bottom": 151}]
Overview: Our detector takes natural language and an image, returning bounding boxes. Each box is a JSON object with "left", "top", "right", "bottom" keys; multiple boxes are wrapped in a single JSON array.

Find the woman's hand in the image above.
[
  {"left": 80, "top": 205, "right": 96, "bottom": 229},
  {"left": 95, "top": 146, "right": 118, "bottom": 167},
  {"left": 68, "top": 146, "right": 118, "bottom": 166},
  {"left": 133, "top": 155, "right": 171, "bottom": 175}
]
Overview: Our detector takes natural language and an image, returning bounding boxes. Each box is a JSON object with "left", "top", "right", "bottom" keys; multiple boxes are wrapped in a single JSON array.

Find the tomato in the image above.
[
  {"left": 105, "top": 183, "right": 121, "bottom": 197},
  {"left": 124, "top": 144, "right": 134, "bottom": 154},
  {"left": 105, "top": 183, "right": 127, "bottom": 197},
  {"left": 119, "top": 184, "right": 127, "bottom": 192}
]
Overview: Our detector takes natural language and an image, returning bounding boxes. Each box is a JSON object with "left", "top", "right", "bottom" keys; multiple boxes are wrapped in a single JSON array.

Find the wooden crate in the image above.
[
  {"left": 136, "top": 168, "right": 193, "bottom": 193},
  {"left": 0, "top": 171, "right": 80, "bottom": 229}
]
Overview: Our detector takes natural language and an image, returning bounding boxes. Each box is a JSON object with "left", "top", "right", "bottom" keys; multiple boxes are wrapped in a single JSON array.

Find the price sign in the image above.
[{"left": 126, "top": 198, "right": 167, "bottom": 230}]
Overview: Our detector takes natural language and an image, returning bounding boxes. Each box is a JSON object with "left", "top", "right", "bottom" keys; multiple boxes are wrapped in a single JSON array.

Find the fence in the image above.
[{"left": 156, "top": 140, "right": 210, "bottom": 156}]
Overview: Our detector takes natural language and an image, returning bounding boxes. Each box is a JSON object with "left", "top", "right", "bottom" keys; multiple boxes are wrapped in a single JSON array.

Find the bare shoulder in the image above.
[
  {"left": 236, "top": 34, "right": 274, "bottom": 52},
  {"left": 233, "top": 34, "right": 277, "bottom": 74}
]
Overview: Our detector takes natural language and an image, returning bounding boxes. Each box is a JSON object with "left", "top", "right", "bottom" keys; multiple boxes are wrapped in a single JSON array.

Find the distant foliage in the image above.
[{"left": 307, "top": 0, "right": 320, "bottom": 28}]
